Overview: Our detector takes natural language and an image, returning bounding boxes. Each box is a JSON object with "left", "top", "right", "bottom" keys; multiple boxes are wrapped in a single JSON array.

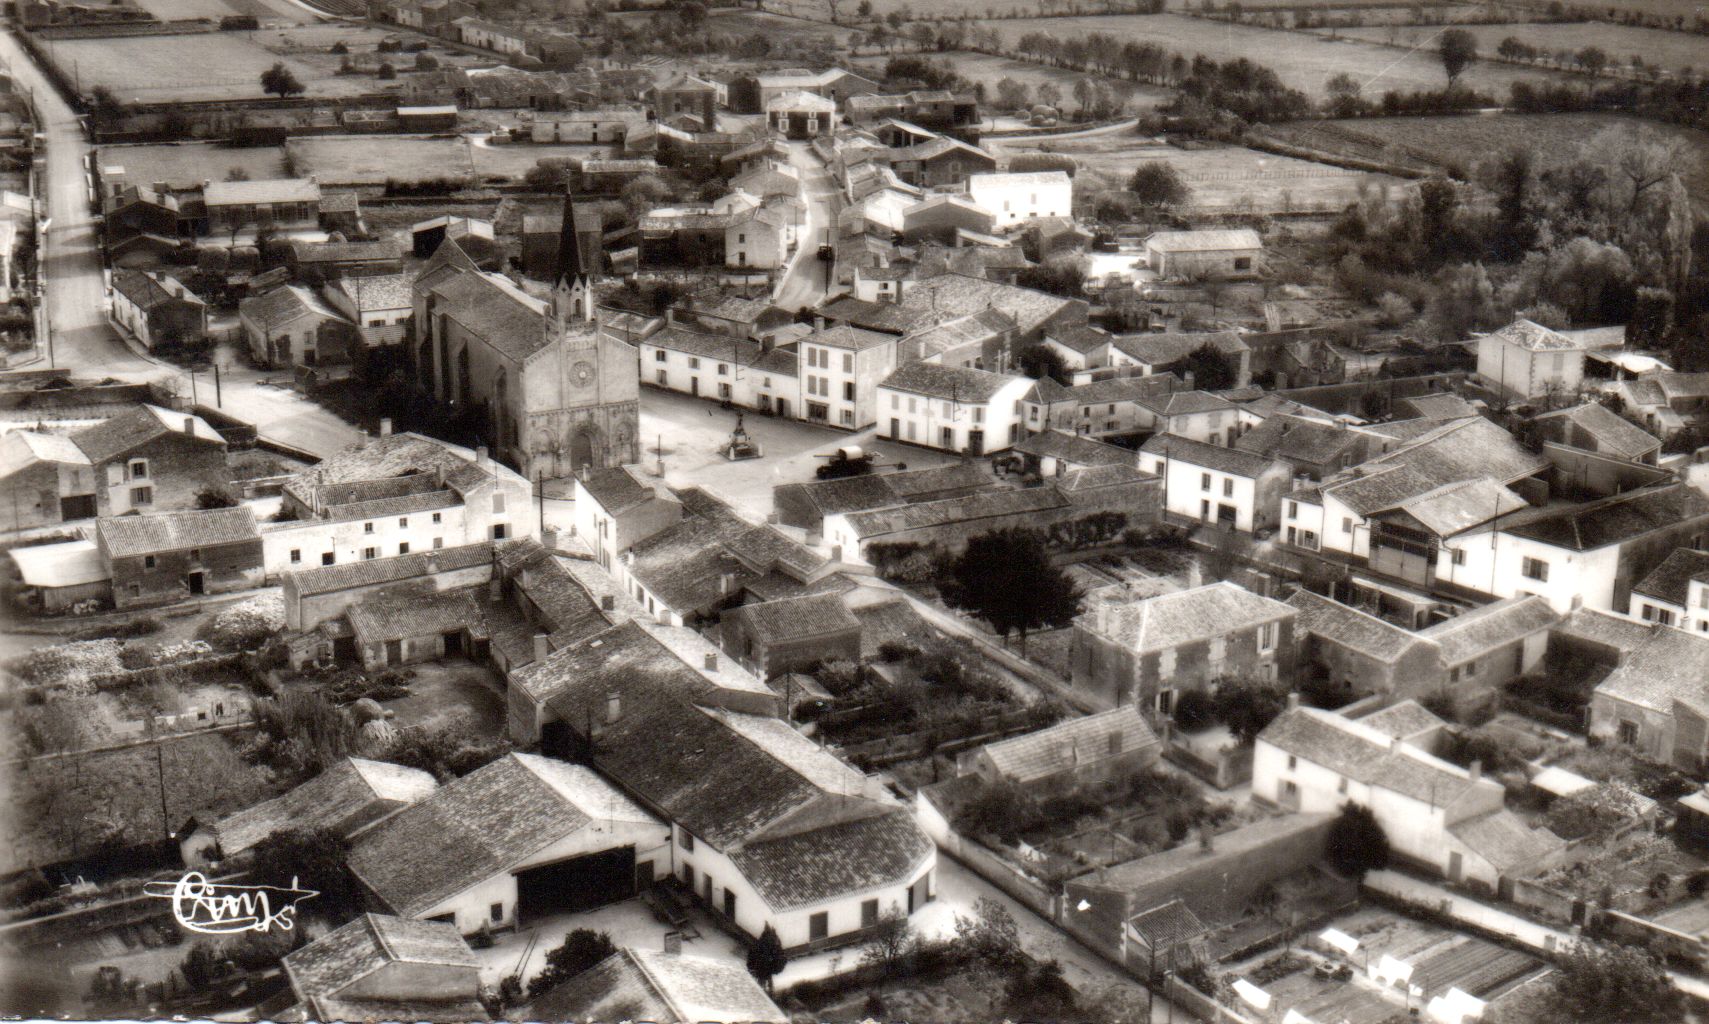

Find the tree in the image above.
[
  {"left": 1531, "top": 942, "right": 1682, "bottom": 1024},
  {"left": 1177, "top": 342, "right": 1235, "bottom": 391},
  {"left": 1627, "top": 286, "right": 1674, "bottom": 348},
  {"left": 89, "top": 86, "right": 125, "bottom": 125},
  {"left": 414, "top": 51, "right": 439, "bottom": 70},
  {"left": 1437, "top": 29, "right": 1477, "bottom": 86},
  {"left": 1017, "top": 344, "right": 1071, "bottom": 385},
  {"left": 746, "top": 924, "right": 787, "bottom": 993},
  {"left": 195, "top": 486, "right": 239, "bottom": 509},
  {"left": 620, "top": 173, "right": 672, "bottom": 219},
  {"left": 1036, "top": 82, "right": 1062, "bottom": 109},
  {"left": 1544, "top": 783, "right": 1639, "bottom": 845},
  {"left": 952, "top": 896, "right": 1023, "bottom": 970},
  {"left": 1211, "top": 681, "right": 1287, "bottom": 743},
  {"left": 1326, "top": 803, "right": 1389, "bottom": 877},
  {"left": 247, "top": 827, "right": 360, "bottom": 920},
  {"left": 1129, "top": 161, "right": 1188, "bottom": 211},
  {"left": 1014, "top": 255, "right": 1088, "bottom": 299},
  {"left": 996, "top": 76, "right": 1029, "bottom": 111},
  {"left": 260, "top": 62, "right": 305, "bottom": 98},
  {"left": 859, "top": 904, "right": 915, "bottom": 976},
  {"left": 377, "top": 62, "right": 397, "bottom": 80},
  {"left": 527, "top": 929, "right": 615, "bottom": 997},
  {"left": 939, "top": 527, "right": 1082, "bottom": 653}
]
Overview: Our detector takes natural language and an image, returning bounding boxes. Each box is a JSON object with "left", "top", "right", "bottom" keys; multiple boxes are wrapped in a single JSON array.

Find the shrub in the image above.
[
  {"left": 70, "top": 617, "right": 162, "bottom": 642},
  {"left": 1327, "top": 803, "right": 1390, "bottom": 876},
  {"left": 13, "top": 638, "right": 122, "bottom": 688},
  {"left": 200, "top": 593, "right": 285, "bottom": 650},
  {"left": 377, "top": 62, "right": 397, "bottom": 80},
  {"left": 528, "top": 930, "right": 615, "bottom": 997},
  {"left": 1172, "top": 690, "right": 1217, "bottom": 732}
]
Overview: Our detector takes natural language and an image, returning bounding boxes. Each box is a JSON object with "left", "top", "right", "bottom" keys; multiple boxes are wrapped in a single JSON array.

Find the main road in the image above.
[
  {"left": 773, "top": 139, "right": 839, "bottom": 311},
  {"left": 0, "top": 29, "right": 361, "bottom": 457}
]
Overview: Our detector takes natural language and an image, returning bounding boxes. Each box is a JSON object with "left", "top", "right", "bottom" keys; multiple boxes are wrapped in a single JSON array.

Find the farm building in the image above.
[
  {"left": 1143, "top": 229, "right": 1262, "bottom": 279},
  {"left": 957, "top": 705, "right": 1160, "bottom": 794}
]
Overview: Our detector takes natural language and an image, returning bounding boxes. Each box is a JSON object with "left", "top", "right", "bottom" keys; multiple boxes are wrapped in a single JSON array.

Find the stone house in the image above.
[
  {"left": 957, "top": 705, "right": 1160, "bottom": 794},
  {"left": 1589, "top": 625, "right": 1709, "bottom": 771},
  {"left": 97, "top": 506, "right": 263, "bottom": 608},
  {"left": 240, "top": 285, "right": 359, "bottom": 370},
  {"left": 280, "top": 913, "right": 485, "bottom": 1023},
  {"left": 72, "top": 404, "right": 229, "bottom": 516},
  {"left": 0, "top": 430, "right": 95, "bottom": 529},
  {"left": 110, "top": 270, "right": 206, "bottom": 352},
  {"left": 722, "top": 591, "right": 862, "bottom": 679},
  {"left": 1142, "top": 229, "right": 1261, "bottom": 280}
]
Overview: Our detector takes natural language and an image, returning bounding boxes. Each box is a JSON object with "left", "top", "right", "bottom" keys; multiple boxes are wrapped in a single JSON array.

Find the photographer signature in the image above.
[{"left": 143, "top": 873, "right": 318, "bottom": 935}]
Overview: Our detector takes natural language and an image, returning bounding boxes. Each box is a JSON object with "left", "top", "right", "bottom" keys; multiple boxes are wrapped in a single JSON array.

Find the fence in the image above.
[{"left": 1166, "top": 974, "right": 1260, "bottom": 1024}]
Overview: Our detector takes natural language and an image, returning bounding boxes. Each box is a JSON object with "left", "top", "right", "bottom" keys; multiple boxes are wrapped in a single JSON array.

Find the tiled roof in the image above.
[
  {"left": 1593, "top": 626, "right": 1709, "bottom": 716},
  {"left": 1058, "top": 464, "right": 1154, "bottom": 491},
  {"left": 241, "top": 284, "right": 347, "bottom": 331},
  {"left": 97, "top": 507, "right": 259, "bottom": 558},
  {"left": 426, "top": 270, "right": 548, "bottom": 363},
  {"left": 348, "top": 754, "right": 657, "bottom": 916},
  {"left": 112, "top": 269, "right": 203, "bottom": 311},
  {"left": 291, "top": 239, "right": 401, "bottom": 265},
  {"left": 1234, "top": 415, "right": 1361, "bottom": 467},
  {"left": 283, "top": 913, "right": 476, "bottom": 1004},
  {"left": 851, "top": 595, "right": 936, "bottom": 658},
  {"left": 579, "top": 464, "right": 667, "bottom": 516},
  {"left": 1081, "top": 581, "right": 1293, "bottom": 654},
  {"left": 1419, "top": 596, "right": 1557, "bottom": 666},
  {"left": 307, "top": 994, "right": 488, "bottom": 1022},
  {"left": 1139, "top": 432, "right": 1282, "bottom": 479},
  {"left": 732, "top": 592, "right": 860, "bottom": 644},
  {"left": 775, "top": 462, "right": 991, "bottom": 518},
  {"left": 1533, "top": 402, "right": 1660, "bottom": 460},
  {"left": 1375, "top": 477, "right": 1528, "bottom": 538},
  {"left": 0, "top": 430, "right": 88, "bottom": 477},
  {"left": 532, "top": 948, "right": 785, "bottom": 1024},
  {"left": 1484, "top": 318, "right": 1578, "bottom": 352},
  {"left": 1505, "top": 484, "right": 1709, "bottom": 551},
  {"left": 1632, "top": 548, "right": 1709, "bottom": 606},
  {"left": 213, "top": 757, "right": 436, "bottom": 857},
  {"left": 1555, "top": 606, "right": 1656, "bottom": 654},
  {"left": 1112, "top": 331, "right": 1247, "bottom": 367},
  {"left": 730, "top": 806, "right": 932, "bottom": 911},
  {"left": 202, "top": 177, "right": 320, "bottom": 206},
  {"left": 978, "top": 705, "right": 1157, "bottom": 784},
  {"left": 1137, "top": 390, "right": 1235, "bottom": 417},
  {"left": 879, "top": 362, "right": 1021, "bottom": 402},
  {"left": 1129, "top": 899, "right": 1207, "bottom": 948},
  {"left": 1259, "top": 707, "right": 1490, "bottom": 806},
  {"left": 898, "top": 273, "right": 1083, "bottom": 336},
  {"left": 1395, "top": 392, "right": 1478, "bottom": 420},
  {"left": 1357, "top": 699, "right": 1446, "bottom": 741},
  {"left": 1364, "top": 416, "right": 1546, "bottom": 487},
  {"left": 1144, "top": 228, "right": 1261, "bottom": 252},
  {"left": 840, "top": 487, "right": 1069, "bottom": 540},
  {"left": 1044, "top": 324, "right": 1113, "bottom": 355},
  {"left": 811, "top": 323, "right": 899, "bottom": 353},
  {"left": 1046, "top": 374, "right": 1175, "bottom": 407},
  {"left": 347, "top": 588, "right": 483, "bottom": 645},
  {"left": 72, "top": 404, "right": 223, "bottom": 463},
  {"left": 645, "top": 325, "right": 763, "bottom": 363},
  {"left": 1015, "top": 429, "right": 1135, "bottom": 468},
  {"left": 282, "top": 433, "right": 505, "bottom": 508},
  {"left": 1285, "top": 590, "right": 1436, "bottom": 665},
  {"left": 970, "top": 170, "right": 1070, "bottom": 189},
  {"left": 1448, "top": 809, "right": 1564, "bottom": 873},
  {"left": 817, "top": 296, "right": 924, "bottom": 334},
  {"left": 330, "top": 273, "right": 413, "bottom": 312}
]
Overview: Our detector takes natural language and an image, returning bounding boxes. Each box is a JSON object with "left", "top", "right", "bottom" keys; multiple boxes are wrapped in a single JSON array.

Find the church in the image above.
[{"left": 410, "top": 196, "right": 640, "bottom": 481}]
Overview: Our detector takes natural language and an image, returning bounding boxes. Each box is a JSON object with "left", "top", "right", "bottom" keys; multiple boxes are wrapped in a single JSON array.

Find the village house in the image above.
[
  {"left": 967, "top": 171, "right": 1072, "bottom": 228},
  {"left": 1630, "top": 548, "right": 1709, "bottom": 633},
  {"left": 638, "top": 325, "right": 799, "bottom": 415},
  {"left": 799, "top": 323, "right": 901, "bottom": 430},
  {"left": 72, "top": 404, "right": 229, "bottom": 516},
  {"left": 1285, "top": 589, "right": 1446, "bottom": 703},
  {"left": 97, "top": 506, "right": 263, "bottom": 609},
  {"left": 240, "top": 285, "right": 359, "bottom": 370},
  {"left": 280, "top": 542, "right": 496, "bottom": 638},
  {"left": 1256, "top": 705, "right": 1565, "bottom": 891},
  {"left": 530, "top": 946, "right": 785, "bottom": 1024},
  {"left": 572, "top": 464, "right": 682, "bottom": 574},
  {"left": 1476, "top": 318, "right": 1585, "bottom": 402},
  {"left": 1589, "top": 625, "right": 1709, "bottom": 771},
  {"left": 180, "top": 757, "right": 437, "bottom": 867},
  {"left": 885, "top": 135, "right": 998, "bottom": 189},
  {"left": 323, "top": 274, "right": 414, "bottom": 349},
  {"left": 767, "top": 91, "right": 837, "bottom": 139},
  {"left": 957, "top": 705, "right": 1160, "bottom": 794},
  {"left": 348, "top": 753, "right": 670, "bottom": 934},
  {"left": 261, "top": 430, "right": 535, "bottom": 578},
  {"left": 1612, "top": 371, "right": 1709, "bottom": 438},
  {"left": 876, "top": 362, "right": 1032, "bottom": 455},
  {"left": 0, "top": 430, "right": 94, "bottom": 529},
  {"left": 1415, "top": 595, "right": 1558, "bottom": 708},
  {"left": 1532, "top": 400, "right": 1662, "bottom": 466},
  {"left": 901, "top": 193, "right": 998, "bottom": 245},
  {"left": 512, "top": 622, "right": 936, "bottom": 954},
  {"left": 532, "top": 107, "right": 650, "bottom": 144},
  {"left": 289, "top": 239, "right": 405, "bottom": 281},
  {"left": 1013, "top": 429, "right": 1137, "bottom": 479},
  {"left": 772, "top": 461, "right": 993, "bottom": 536},
  {"left": 1139, "top": 433, "right": 1292, "bottom": 533},
  {"left": 1020, "top": 375, "right": 1175, "bottom": 439},
  {"left": 728, "top": 67, "right": 879, "bottom": 111},
  {"left": 1069, "top": 581, "right": 1297, "bottom": 712},
  {"left": 1233, "top": 414, "right": 1369, "bottom": 481},
  {"left": 905, "top": 309, "right": 1018, "bottom": 369},
  {"left": 1110, "top": 331, "right": 1252, "bottom": 387},
  {"left": 1142, "top": 229, "right": 1262, "bottom": 280},
  {"left": 1134, "top": 390, "right": 1256, "bottom": 446},
  {"left": 721, "top": 591, "right": 863, "bottom": 679},
  {"left": 647, "top": 73, "right": 719, "bottom": 129},
  {"left": 109, "top": 270, "right": 206, "bottom": 352},
  {"left": 201, "top": 177, "right": 323, "bottom": 236},
  {"left": 280, "top": 914, "right": 486, "bottom": 1023},
  {"left": 1037, "top": 324, "right": 1114, "bottom": 373}
]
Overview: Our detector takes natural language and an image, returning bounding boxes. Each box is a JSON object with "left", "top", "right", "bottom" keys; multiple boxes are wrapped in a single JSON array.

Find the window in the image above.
[
  {"left": 492, "top": 524, "right": 508, "bottom": 540},
  {"left": 1522, "top": 557, "right": 1549, "bottom": 582},
  {"left": 1201, "top": 473, "right": 1212, "bottom": 491},
  {"left": 1223, "top": 478, "right": 1234, "bottom": 497},
  {"left": 431, "top": 512, "right": 442, "bottom": 524},
  {"left": 654, "top": 349, "right": 666, "bottom": 362},
  {"left": 322, "top": 552, "right": 336, "bottom": 566},
  {"left": 143, "top": 554, "right": 157, "bottom": 570},
  {"left": 363, "top": 547, "right": 377, "bottom": 560},
  {"left": 188, "top": 548, "right": 200, "bottom": 561},
  {"left": 1655, "top": 608, "right": 1676, "bottom": 626},
  {"left": 1451, "top": 548, "right": 1466, "bottom": 566},
  {"left": 891, "top": 393, "right": 899, "bottom": 409},
  {"left": 682, "top": 863, "right": 695, "bottom": 887},
  {"left": 843, "top": 381, "right": 855, "bottom": 401},
  {"left": 862, "top": 899, "right": 879, "bottom": 928},
  {"left": 490, "top": 903, "right": 503, "bottom": 923},
  {"left": 843, "top": 353, "right": 853, "bottom": 374},
  {"left": 399, "top": 542, "right": 410, "bottom": 555},
  {"left": 657, "top": 369, "right": 668, "bottom": 385},
  {"left": 1337, "top": 777, "right": 1348, "bottom": 795},
  {"left": 1288, "top": 501, "right": 1298, "bottom": 520},
  {"left": 1342, "top": 517, "right": 1353, "bottom": 534},
  {"left": 1287, "top": 755, "right": 1297, "bottom": 771},
  {"left": 493, "top": 493, "right": 506, "bottom": 513},
  {"left": 679, "top": 828, "right": 694, "bottom": 850},
  {"left": 809, "top": 912, "right": 829, "bottom": 941},
  {"left": 129, "top": 459, "right": 148, "bottom": 480},
  {"left": 718, "top": 363, "right": 728, "bottom": 376},
  {"left": 399, "top": 517, "right": 409, "bottom": 529},
  {"left": 1209, "top": 637, "right": 1226, "bottom": 662},
  {"left": 1159, "top": 648, "right": 1175, "bottom": 675},
  {"left": 289, "top": 549, "right": 301, "bottom": 564},
  {"left": 1234, "top": 257, "right": 1252, "bottom": 271},
  {"left": 688, "top": 357, "right": 700, "bottom": 369},
  {"left": 1618, "top": 720, "right": 1639, "bottom": 744},
  {"left": 364, "top": 521, "right": 375, "bottom": 534},
  {"left": 1258, "top": 622, "right": 1275, "bottom": 652},
  {"left": 840, "top": 409, "right": 855, "bottom": 426},
  {"left": 132, "top": 486, "right": 153, "bottom": 505}
]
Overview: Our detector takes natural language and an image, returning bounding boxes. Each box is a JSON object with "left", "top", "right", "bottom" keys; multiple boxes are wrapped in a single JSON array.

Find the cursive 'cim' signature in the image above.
[{"left": 143, "top": 872, "right": 318, "bottom": 935}]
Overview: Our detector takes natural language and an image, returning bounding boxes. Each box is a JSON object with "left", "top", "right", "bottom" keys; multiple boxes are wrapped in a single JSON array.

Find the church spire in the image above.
[{"left": 554, "top": 189, "right": 595, "bottom": 324}]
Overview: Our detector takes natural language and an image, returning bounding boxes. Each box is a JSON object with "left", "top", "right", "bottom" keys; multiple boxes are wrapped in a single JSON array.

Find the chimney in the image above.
[
  {"left": 532, "top": 633, "right": 549, "bottom": 664},
  {"left": 380, "top": 417, "right": 393, "bottom": 437},
  {"left": 1108, "top": 729, "right": 1122, "bottom": 756},
  {"left": 1096, "top": 589, "right": 1123, "bottom": 634},
  {"left": 476, "top": 445, "right": 489, "bottom": 466},
  {"left": 152, "top": 180, "right": 168, "bottom": 194},
  {"left": 488, "top": 575, "right": 503, "bottom": 601},
  {"left": 606, "top": 690, "right": 622, "bottom": 723},
  {"left": 766, "top": 511, "right": 780, "bottom": 525},
  {"left": 183, "top": 416, "right": 195, "bottom": 434},
  {"left": 1287, "top": 692, "right": 1300, "bottom": 710},
  {"left": 601, "top": 594, "right": 615, "bottom": 611},
  {"left": 663, "top": 931, "right": 682, "bottom": 955},
  {"left": 1182, "top": 371, "right": 1195, "bottom": 390},
  {"left": 425, "top": 556, "right": 439, "bottom": 574},
  {"left": 718, "top": 571, "right": 735, "bottom": 595},
  {"left": 830, "top": 544, "right": 843, "bottom": 562},
  {"left": 703, "top": 652, "right": 718, "bottom": 671},
  {"left": 1469, "top": 759, "right": 1482, "bottom": 783},
  {"left": 814, "top": 315, "right": 826, "bottom": 333},
  {"left": 1186, "top": 560, "right": 1202, "bottom": 589}
]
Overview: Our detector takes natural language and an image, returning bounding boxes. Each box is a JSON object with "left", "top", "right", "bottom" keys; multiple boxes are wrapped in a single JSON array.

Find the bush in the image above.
[
  {"left": 377, "top": 62, "right": 397, "bottom": 80},
  {"left": 1327, "top": 803, "right": 1390, "bottom": 877},
  {"left": 200, "top": 593, "right": 285, "bottom": 650},
  {"left": 528, "top": 930, "right": 615, "bottom": 997},
  {"left": 1172, "top": 689, "right": 1217, "bottom": 732},
  {"left": 70, "top": 616, "right": 162, "bottom": 642},
  {"left": 13, "top": 638, "right": 122, "bottom": 687}
]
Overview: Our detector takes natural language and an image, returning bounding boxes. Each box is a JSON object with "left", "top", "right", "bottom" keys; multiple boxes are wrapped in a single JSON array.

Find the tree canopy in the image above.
[
  {"left": 1129, "top": 162, "right": 1189, "bottom": 210},
  {"left": 745, "top": 924, "right": 787, "bottom": 992},
  {"left": 939, "top": 528, "right": 1082, "bottom": 652},
  {"left": 248, "top": 827, "right": 360, "bottom": 921},
  {"left": 527, "top": 929, "right": 615, "bottom": 997},
  {"left": 1326, "top": 803, "right": 1390, "bottom": 877},
  {"left": 1438, "top": 29, "right": 1477, "bottom": 86},
  {"left": 260, "top": 62, "right": 305, "bottom": 99}
]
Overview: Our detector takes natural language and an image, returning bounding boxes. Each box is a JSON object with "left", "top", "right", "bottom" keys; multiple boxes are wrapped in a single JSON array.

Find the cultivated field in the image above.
[
  {"left": 852, "top": 50, "right": 1174, "bottom": 110},
  {"left": 99, "top": 142, "right": 290, "bottom": 189},
  {"left": 287, "top": 135, "right": 476, "bottom": 185},
  {"left": 43, "top": 32, "right": 378, "bottom": 101},
  {"left": 1332, "top": 21, "right": 1709, "bottom": 75},
  {"left": 989, "top": 13, "right": 1573, "bottom": 98},
  {"left": 988, "top": 132, "right": 1414, "bottom": 214},
  {"left": 1266, "top": 112, "right": 1709, "bottom": 213},
  {"left": 135, "top": 0, "right": 324, "bottom": 21},
  {"left": 469, "top": 140, "right": 617, "bottom": 179}
]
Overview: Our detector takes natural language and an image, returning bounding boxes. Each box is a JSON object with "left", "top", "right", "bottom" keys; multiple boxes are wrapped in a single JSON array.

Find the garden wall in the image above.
[{"left": 914, "top": 787, "right": 1060, "bottom": 921}]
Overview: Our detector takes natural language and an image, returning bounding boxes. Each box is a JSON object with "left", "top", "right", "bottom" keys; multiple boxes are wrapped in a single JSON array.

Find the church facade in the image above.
[{"left": 410, "top": 200, "right": 638, "bottom": 481}]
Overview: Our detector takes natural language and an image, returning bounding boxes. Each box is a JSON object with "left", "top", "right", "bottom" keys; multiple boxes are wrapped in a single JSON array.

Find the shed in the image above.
[{"left": 7, "top": 539, "right": 112, "bottom": 611}]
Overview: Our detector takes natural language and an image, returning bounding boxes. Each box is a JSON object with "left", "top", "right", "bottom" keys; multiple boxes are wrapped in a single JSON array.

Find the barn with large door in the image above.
[{"left": 348, "top": 753, "right": 671, "bottom": 935}]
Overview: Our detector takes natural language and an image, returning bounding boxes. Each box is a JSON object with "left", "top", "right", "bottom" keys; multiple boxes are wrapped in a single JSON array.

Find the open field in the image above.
[
  {"left": 1265, "top": 112, "right": 1709, "bottom": 213},
  {"left": 288, "top": 135, "right": 474, "bottom": 184},
  {"left": 469, "top": 140, "right": 617, "bottom": 180},
  {"left": 99, "top": 142, "right": 290, "bottom": 189},
  {"left": 41, "top": 31, "right": 381, "bottom": 101},
  {"left": 1331, "top": 21, "right": 1709, "bottom": 75},
  {"left": 853, "top": 50, "right": 1175, "bottom": 110},
  {"left": 135, "top": 0, "right": 325, "bottom": 22},
  {"left": 989, "top": 13, "right": 1573, "bottom": 97},
  {"left": 988, "top": 133, "right": 1413, "bottom": 214}
]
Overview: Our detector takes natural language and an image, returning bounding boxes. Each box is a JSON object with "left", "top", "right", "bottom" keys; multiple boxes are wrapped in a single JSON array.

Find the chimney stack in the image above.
[
  {"left": 532, "top": 633, "right": 549, "bottom": 664},
  {"left": 663, "top": 931, "right": 682, "bottom": 955},
  {"left": 425, "top": 556, "right": 439, "bottom": 574},
  {"left": 606, "top": 690, "right": 622, "bottom": 724},
  {"left": 703, "top": 652, "right": 718, "bottom": 671},
  {"left": 601, "top": 594, "right": 615, "bottom": 611},
  {"left": 1469, "top": 759, "right": 1482, "bottom": 783},
  {"left": 814, "top": 315, "right": 826, "bottom": 333},
  {"left": 476, "top": 445, "right": 489, "bottom": 466},
  {"left": 380, "top": 417, "right": 393, "bottom": 437},
  {"left": 1287, "top": 692, "right": 1300, "bottom": 710},
  {"left": 183, "top": 416, "right": 195, "bottom": 435}
]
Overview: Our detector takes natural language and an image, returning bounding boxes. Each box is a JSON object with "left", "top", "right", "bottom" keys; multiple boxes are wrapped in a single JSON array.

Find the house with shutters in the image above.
[
  {"left": 1589, "top": 625, "right": 1709, "bottom": 771},
  {"left": 1133, "top": 390, "right": 1257, "bottom": 446},
  {"left": 110, "top": 270, "right": 207, "bottom": 352},
  {"left": 71, "top": 404, "right": 229, "bottom": 517},
  {"left": 1139, "top": 433, "right": 1292, "bottom": 534},
  {"left": 876, "top": 362, "right": 1032, "bottom": 455},
  {"left": 240, "top": 285, "right": 359, "bottom": 370},
  {"left": 967, "top": 171, "right": 1072, "bottom": 228},
  {"left": 1629, "top": 548, "right": 1709, "bottom": 633},
  {"left": 0, "top": 430, "right": 95, "bottom": 529},
  {"left": 1476, "top": 318, "right": 1585, "bottom": 402},
  {"left": 957, "top": 705, "right": 1160, "bottom": 794}
]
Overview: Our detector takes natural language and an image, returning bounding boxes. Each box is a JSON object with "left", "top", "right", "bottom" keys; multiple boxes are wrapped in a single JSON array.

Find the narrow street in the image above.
[{"left": 773, "top": 140, "right": 838, "bottom": 311}]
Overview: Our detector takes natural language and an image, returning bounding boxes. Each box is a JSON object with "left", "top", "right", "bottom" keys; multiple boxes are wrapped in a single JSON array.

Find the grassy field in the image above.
[
  {"left": 1266, "top": 112, "right": 1709, "bottom": 212},
  {"left": 989, "top": 132, "right": 1413, "bottom": 214},
  {"left": 988, "top": 13, "right": 1572, "bottom": 98},
  {"left": 287, "top": 135, "right": 475, "bottom": 185},
  {"left": 99, "top": 142, "right": 290, "bottom": 190},
  {"left": 44, "top": 32, "right": 376, "bottom": 102},
  {"left": 852, "top": 50, "right": 1175, "bottom": 110},
  {"left": 1332, "top": 21, "right": 1709, "bottom": 75}
]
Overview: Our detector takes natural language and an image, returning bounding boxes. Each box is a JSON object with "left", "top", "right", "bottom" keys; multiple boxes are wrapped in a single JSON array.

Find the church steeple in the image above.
[{"left": 553, "top": 190, "right": 595, "bottom": 324}]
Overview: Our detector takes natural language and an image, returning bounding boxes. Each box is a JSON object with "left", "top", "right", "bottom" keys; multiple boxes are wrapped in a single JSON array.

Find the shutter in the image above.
[{"left": 107, "top": 463, "right": 123, "bottom": 486}]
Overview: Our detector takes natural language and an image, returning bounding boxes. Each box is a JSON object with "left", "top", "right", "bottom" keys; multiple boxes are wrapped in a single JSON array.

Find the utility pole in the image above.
[
  {"left": 213, "top": 363, "right": 222, "bottom": 408},
  {"left": 537, "top": 469, "right": 545, "bottom": 538},
  {"left": 156, "top": 743, "right": 171, "bottom": 840}
]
